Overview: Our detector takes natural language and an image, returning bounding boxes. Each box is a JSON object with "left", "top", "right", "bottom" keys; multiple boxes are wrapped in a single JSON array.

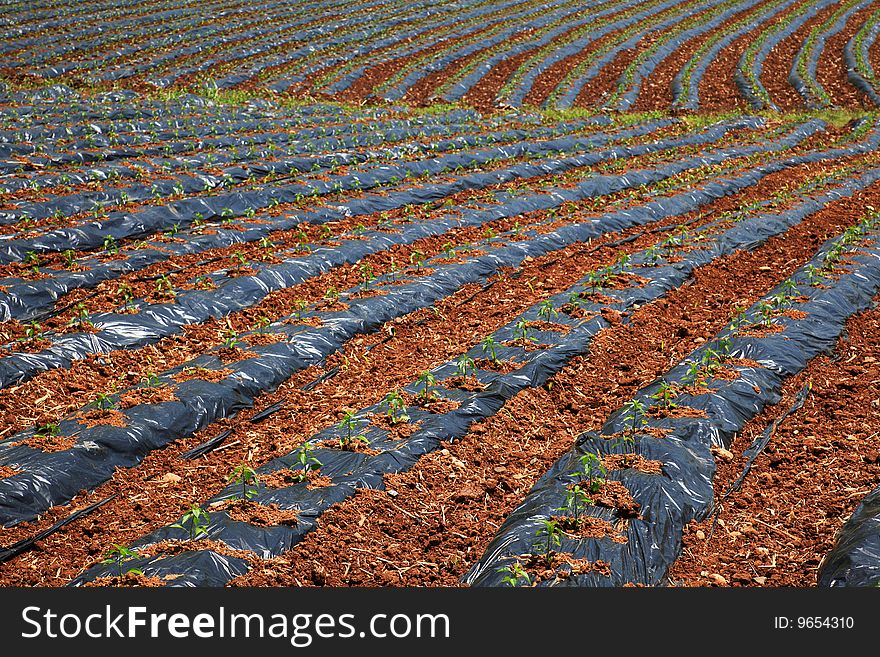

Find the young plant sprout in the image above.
[
  {"left": 101, "top": 544, "right": 142, "bottom": 579},
  {"left": 62, "top": 249, "right": 77, "bottom": 268},
  {"left": 291, "top": 299, "right": 308, "bottom": 320},
  {"left": 536, "top": 518, "right": 562, "bottom": 566},
  {"left": 577, "top": 452, "right": 606, "bottom": 493},
  {"left": 558, "top": 483, "right": 592, "bottom": 527},
  {"left": 728, "top": 306, "right": 749, "bottom": 331},
  {"left": 537, "top": 299, "right": 558, "bottom": 320},
  {"left": 512, "top": 318, "right": 536, "bottom": 346},
  {"left": 24, "top": 251, "right": 40, "bottom": 274},
  {"left": 382, "top": 390, "right": 410, "bottom": 424},
  {"left": 645, "top": 244, "right": 663, "bottom": 266},
  {"left": 324, "top": 287, "right": 340, "bottom": 304},
  {"left": 684, "top": 359, "right": 704, "bottom": 386},
  {"left": 498, "top": 560, "right": 531, "bottom": 587},
  {"left": 155, "top": 274, "right": 175, "bottom": 299},
  {"left": 34, "top": 422, "right": 60, "bottom": 437},
  {"left": 804, "top": 264, "right": 825, "bottom": 287},
  {"left": 291, "top": 442, "right": 322, "bottom": 482},
  {"left": 171, "top": 504, "right": 210, "bottom": 542},
  {"left": 481, "top": 335, "right": 499, "bottom": 363},
  {"left": 90, "top": 392, "right": 116, "bottom": 411},
  {"left": 116, "top": 282, "right": 135, "bottom": 308},
  {"left": 780, "top": 278, "right": 799, "bottom": 301},
  {"left": 416, "top": 370, "right": 438, "bottom": 402},
  {"left": 21, "top": 320, "right": 42, "bottom": 341},
  {"left": 103, "top": 234, "right": 119, "bottom": 255},
  {"left": 651, "top": 381, "right": 679, "bottom": 409},
  {"left": 442, "top": 242, "right": 456, "bottom": 258},
  {"left": 70, "top": 301, "right": 93, "bottom": 328},
  {"left": 755, "top": 300, "right": 776, "bottom": 328},
  {"left": 227, "top": 464, "right": 259, "bottom": 500},
  {"left": 252, "top": 316, "right": 271, "bottom": 334},
  {"left": 410, "top": 250, "right": 426, "bottom": 270},
  {"left": 455, "top": 354, "right": 477, "bottom": 378},
  {"left": 700, "top": 348, "right": 721, "bottom": 376},
  {"left": 142, "top": 372, "right": 162, "bottom": 388},
  {"left": 621, "top": 399, "right": 648, "bottom": 435},
  {"left": 259, "top": 236, "right": 275, "bottom": 259},
  {"left": 359, "top": 262, "right": 375, "bottom": 291},
  {"left": 221, "top": 328, "right": 239, "bottom": 349},
  {"left": 338, "top": 411, "right": 369, "bottom": 448}
]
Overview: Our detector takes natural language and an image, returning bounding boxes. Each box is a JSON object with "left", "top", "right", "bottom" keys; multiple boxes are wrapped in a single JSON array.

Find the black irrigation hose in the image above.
[
  {"left": 179, "top": 429, "right": 234, "bottom": 462},
  {"left": 0, "top": 493, "right": 118, "bottom": 564},
  {"left": 707, "top": 381, "right": 812, "bottom": 540}
]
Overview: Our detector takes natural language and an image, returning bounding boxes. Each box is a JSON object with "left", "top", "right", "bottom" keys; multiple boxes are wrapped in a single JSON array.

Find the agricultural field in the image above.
[{"left": 0, "top": 0, "right": 878, "bottom": 590}]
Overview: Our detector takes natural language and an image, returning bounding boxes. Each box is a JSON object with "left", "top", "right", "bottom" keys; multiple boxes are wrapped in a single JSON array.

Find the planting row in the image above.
[{"left": 3, "top": 0, "right": 880, "bottom": 111}]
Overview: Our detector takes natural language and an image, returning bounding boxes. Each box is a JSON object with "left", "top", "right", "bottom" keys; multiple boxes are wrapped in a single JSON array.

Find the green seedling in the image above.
[
  {"left": 700, "top": 348, "right": 721, "bottom": 376},
  {"left": 780, "top": 278, "right": 799, "bottom": 300},
  {"left": 252, "top": 316, "right": 271, "bottom": 334},
  {"left": 512, "top": 318, "right": 536, "bottom": 346},
  {"left": 621, "top": 399, "right": 648, "bottom": 435},
  {"left": 259, "top": 237, "right": 275, "bottom": 259},
  {"left": 577, "top": 452, "right": 606, "bottom": 493},
  {"left": 537, "top": 300, "right": 558, "bottom": 320},
  {"left": 481, "top": 335, "right": 499, "bottom": 363},
  {"left": 291, "top": 442, "right": 322, "bottom": 482},
  {"left": 359, "top": 262, "right": 375, "bottom": 291},
  {"left": 101, "top": 544, "right": 142, "bottom": 579},
  {"left": 62, "top": 249, "right": 77, "bottom": 268},
  {"left": 382, "top": 390, "right": 410, "bottom": 424},
  {"left": 291, "top": 299, "right": 308, "bottom": 320},
  {"left": 442, "top": 242, "right": 456, "bottom": 258},
  {"left": 645, "top": 244, "right": 663, "bottom": 266},
  {"left": 499, "top": 560, "right": 531, "bottom": 587},
  {"left": 103, "top": 235, "right": 119, "bottom": 255},
  {"left": 755, "top": 300, "right": 776, "bottom": 328},
  {"left": 24, "top": 251, "right": 40, "bottom": 274},
  {"left": 455, "top": 354, "right": 477, "bottom": 378},
  {"left": 116, "top": 282, "right": 134, "bottom": 307},
  {"left": 535, "top": 518, "right": 562, "bottom": 566},
  {"left": 221, "top": 328, "right": 239, "bottom": 349},
  {"left": 69, "top": 301, "right": 92, "bottom": 328},
  {"left": 230, "top": 250, "right": 247, "bottom": 269},
  {"left": 90, "top": 392, "right": 116, "bottom": 411},
  {"left": 324, "top": 287, "right": 340, "bottom": 304},
  {"left": 227, "top": 464, "right": 259, "bottom": 501},
  {"left": 651, "top": 381, "right": 679, "bottom": 409},
  {"left": 338, "top": 411, "right": 368, "bottom": 447},
  {"left": 21, "top": 320, "right": 42, "bottom": 341},
  {"left": 728, "top": 306, "right": 749, "bottom": 331},
  {"left": 171, "top": 504, "right": 210, "bottom": 542},
  {"left": 804, "top": 264, "right": 825, "bottom": 287},
  {"left": 558, "top": 483, "right": 592, "bottom": 527},
  {"left": 155, "top": 274, "right": 175, "bottom": 299},
  {"left": 142, "top": 371, "right": 162, "bottom": 388},
  {"left": 34, "top": 422, "right": 60, "bottom": 437},
  {"left": 410, "top": 250, "right": 426, "bottom": 270},
  {"left": 684, "top": 359, "right": 703, "bottom": 386},
  {"left": 416, "top": 370, "right": 438, "bottom": 402}
]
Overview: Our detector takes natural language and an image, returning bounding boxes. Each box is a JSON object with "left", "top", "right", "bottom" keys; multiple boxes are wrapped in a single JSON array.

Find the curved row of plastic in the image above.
[
  {"left": 66, "top": 125, "right": 880, "bottom": 587},
  {"left": 464, "top": 211, "right": 880, "bottom": 586}
]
